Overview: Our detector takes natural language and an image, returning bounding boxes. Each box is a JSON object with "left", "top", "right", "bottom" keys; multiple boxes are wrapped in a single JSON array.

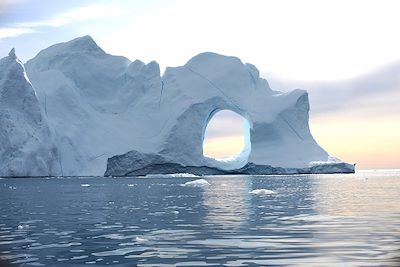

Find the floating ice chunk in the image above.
[
  {"left": 127, "top": 184, "right": 134, "bottom": 187},
  {"left": 71, "top": 255, "right": 88, "bottom": 260},
  {"left": 170, "top": 173, "right": 200, "bottom": 178},
  {"left": 143, "top": 173, "right": 200, "bottom": 178},
  {"left": 17, "top": 225, "right": 23, "bottom": 230},
  {"left": 181, "top": 179, "right": 210, "bottom": 187},
  {"left": 80, "top": 184, "right": 90, "bottom": 187},
  {"left": 134, "top": 236, "right": 148, "bottom": 242},
  {"left": 172, "top": 210, "right": 180, "bottom": 214},
  {"left": 250, "top": 189, "right": 276, "bottom": 195}
]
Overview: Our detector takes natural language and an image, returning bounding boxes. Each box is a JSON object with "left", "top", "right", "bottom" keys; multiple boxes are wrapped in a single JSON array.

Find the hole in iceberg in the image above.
[{"left": 203, "top": 110, "right": 251, "bottom": 170}]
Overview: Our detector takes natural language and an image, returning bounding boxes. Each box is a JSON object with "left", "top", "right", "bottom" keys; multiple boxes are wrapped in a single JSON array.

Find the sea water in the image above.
[{"left": 0, "top": 170, "right": 399, "bottom": 266}]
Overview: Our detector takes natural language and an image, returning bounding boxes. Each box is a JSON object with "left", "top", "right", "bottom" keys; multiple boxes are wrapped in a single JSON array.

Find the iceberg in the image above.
[
  {"left": 0, "top": 36, "right": 355, "bottom": 177},
  {"left": 0, "top": 48, "right": 60, "bottom": 177},
  {"left": 181, "top": 179, "right": 211, "bottom": 187}
]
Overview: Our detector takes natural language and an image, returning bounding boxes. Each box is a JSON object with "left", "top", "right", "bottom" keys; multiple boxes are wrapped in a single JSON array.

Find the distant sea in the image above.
[{"left": 1, "top": 170, "right": 399, "bottom": 266}]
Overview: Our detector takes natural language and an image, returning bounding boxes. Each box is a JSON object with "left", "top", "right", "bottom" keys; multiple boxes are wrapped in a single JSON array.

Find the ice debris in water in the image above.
[
  {"left": 17, "top": 225, "right": 23, "bottom": 230},
  {"left": 181, "top": 179, "right": 210, "bottom": 187},
  {"left": 170, "top": 173, "right": 199, "bottom": 177},
  {"left": 134, "top": 237, "right": 148, "bottom": 242},
  {"left": 250, "top": 189, "right": 276, "bottom": 195},
  {"left": 143, "top": 173, "right": 200, "bottom": 178},
  {"left": 127, "top": 184, "right": 134, "bottom": 187},
  {"left": 81, "top": 184, "right": 90, "bottom": 187}
]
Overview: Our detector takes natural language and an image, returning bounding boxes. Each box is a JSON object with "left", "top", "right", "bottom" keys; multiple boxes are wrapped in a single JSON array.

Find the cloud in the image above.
[
  {"left": 0, "top": 3, "right": 124, "bottom": 39},
  {"left": 264, "top": 60, "right": 400, "bottom": 117},
  {"left": 0, "top": 27, "right": 34, "bottom": 39},
  {"left": 100, "top": 0, "right": 400, "bottom": 81},
  {"left": 203, "top": 110, "right": 246, "bottom": 139}
]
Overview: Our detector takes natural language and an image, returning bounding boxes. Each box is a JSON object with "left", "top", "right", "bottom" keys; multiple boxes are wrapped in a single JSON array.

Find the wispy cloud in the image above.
[
  {"left": 0, "top": 4, "right": 124, "bottom": 39},
  {"left": 0, "top": 27, "right": 34, "bottom": 39},
  {"left": 264, "top": 60, "right": 400, "bottom": 116}
]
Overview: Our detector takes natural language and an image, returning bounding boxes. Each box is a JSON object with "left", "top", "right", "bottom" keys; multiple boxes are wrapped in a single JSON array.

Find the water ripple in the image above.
[{"left": 0, "top": 171, "right": 399, "bottom": 266}]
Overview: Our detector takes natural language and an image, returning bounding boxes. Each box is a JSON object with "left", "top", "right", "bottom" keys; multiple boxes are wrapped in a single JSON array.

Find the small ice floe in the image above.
[
  {"left": 80, "top": 184, "right": 90, "bottom": 187},
  {"left": 143, "top": 173, "right": 199, "bottom": 178},
  {"left": 17, "top": 224, "right": 29, "bottom": 230},
  {"left": 127, "top": 184, "right": 135, "bottom": 187},
  {"left": 170, "top": 173, "right": 199, "bottom": 178},
  {"left": 250, "top": 189, "right": 276, "bottom": 195},
  {"left": 134, "top": 236, "right": 148, "bottom": 242},
  {"left": 172, "top": 210, "right": 180, "bottom": 214},
  {"left": 181, "top": 179, "right": 210, "bottom": 187}
]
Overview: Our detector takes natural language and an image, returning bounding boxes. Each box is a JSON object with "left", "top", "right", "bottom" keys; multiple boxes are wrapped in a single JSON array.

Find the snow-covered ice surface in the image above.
[
  {"left": 24, "top": 36, "right": 160, "bottom": 176},
  {"left": 0, "top": 36, "right": 354, "bottom": 176}
]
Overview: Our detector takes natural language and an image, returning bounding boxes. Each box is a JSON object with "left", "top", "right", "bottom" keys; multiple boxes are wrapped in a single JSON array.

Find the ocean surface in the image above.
[{"left": 0, "top": 170, "right": 399, "bottom": 266}]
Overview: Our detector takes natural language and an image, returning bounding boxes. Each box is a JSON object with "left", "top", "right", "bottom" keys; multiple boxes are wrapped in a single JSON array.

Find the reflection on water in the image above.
[
  {"left": 312, "top": 170, "right": 400, "bottom": 216},
  {"left": 309, "top": 170, "right": 400, "bottom": 266},
  {"left": 0, "top": 171, "right": 399, "bottom": 266},
  {"left": 203, "top": 176, "right": 250, "bottom": 227}
]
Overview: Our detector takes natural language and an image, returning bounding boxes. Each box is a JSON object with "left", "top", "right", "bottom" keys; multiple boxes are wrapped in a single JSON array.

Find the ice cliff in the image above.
[
  {"left": 0, "top": 49, "right": 60, "bottom": 176},
  {"left": 0, "top": 36, "right": 354, "bottom": 177}
]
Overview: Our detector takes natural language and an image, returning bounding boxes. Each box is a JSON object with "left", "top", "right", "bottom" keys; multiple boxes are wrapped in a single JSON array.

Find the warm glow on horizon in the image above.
[
  {"left": 203, "top": 108, "right": 400, "bottom": 169},
  {"left": 203, "top": 110, "right": 246, "bottom": 159},
  {"left": 310, "top": 113, "right": 400, "bottom": 170},
  {"left": 204, "top": 136, "right": 245, "bottom": 159}
]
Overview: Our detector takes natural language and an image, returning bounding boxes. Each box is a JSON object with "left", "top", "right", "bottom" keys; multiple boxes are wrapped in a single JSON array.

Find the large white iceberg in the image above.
[{"left": 0, "top": 36, "right": 354, "bottom": 177}]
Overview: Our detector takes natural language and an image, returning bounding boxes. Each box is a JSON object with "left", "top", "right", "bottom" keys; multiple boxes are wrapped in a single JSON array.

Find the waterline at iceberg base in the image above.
[
  {"left": 105, "top": 151, "right": 355, "bottom": 177},
  {"left": 0, "top": 36, "right": 354, "bottom": 177}
]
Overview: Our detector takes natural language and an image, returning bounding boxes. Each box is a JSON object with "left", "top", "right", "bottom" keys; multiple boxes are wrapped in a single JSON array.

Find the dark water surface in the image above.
[{"left": 1, "top": 170, "right": 400, "bottom": 266}]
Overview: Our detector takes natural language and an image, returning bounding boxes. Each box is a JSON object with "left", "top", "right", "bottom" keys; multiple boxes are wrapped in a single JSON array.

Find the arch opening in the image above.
[{"left": 202, "top": 109, "right": 251, "bottom": 170}]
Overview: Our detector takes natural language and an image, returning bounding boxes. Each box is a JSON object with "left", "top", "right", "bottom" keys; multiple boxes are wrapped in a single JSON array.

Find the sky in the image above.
[{"left": 1, "top": 0, "right": 399, "bottom": 169}]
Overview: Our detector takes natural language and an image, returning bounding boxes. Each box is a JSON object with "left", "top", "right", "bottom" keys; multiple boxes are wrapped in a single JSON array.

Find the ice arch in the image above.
[
  {"left": 202, "top": 110, "right": 251, "bottom": 170},
  {"left": 103, "top": 51, "right": 353, "bottom": 176},
  {"left": 154, "top": 96, "right": 255, "bottom": 171},
  {"left": 0, "top": 36, "right": 352, "bottom": 177}
]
